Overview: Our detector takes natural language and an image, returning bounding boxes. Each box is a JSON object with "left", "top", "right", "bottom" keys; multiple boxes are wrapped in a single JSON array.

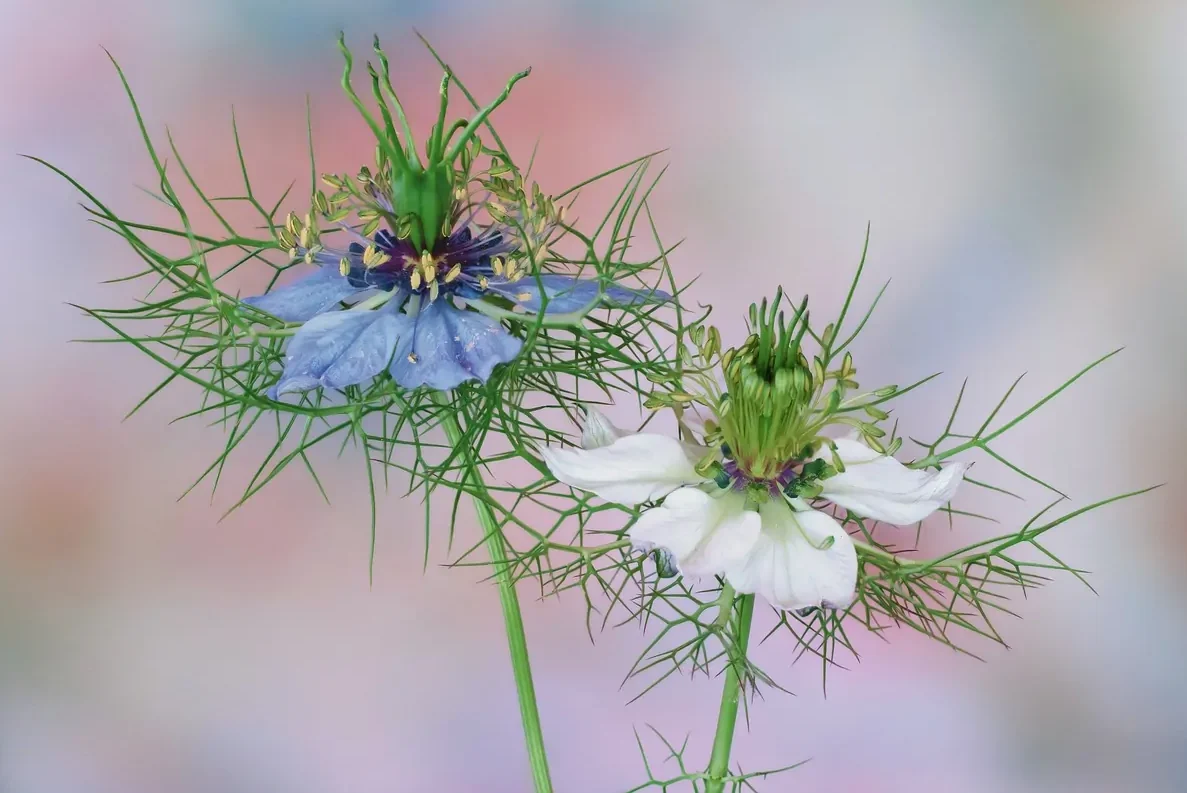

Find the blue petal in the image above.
[
  {"left": 389, "top": 300, "right": 523, "bottom": 391},
  {"left": 487, "top": 274, "right": 670, "bottom": 314},
  {"left": 270, "top": 304, "right": 408, "bottom": 397},
  {"left": 243, "top": 265, "right": 364, "bottom": 323}
]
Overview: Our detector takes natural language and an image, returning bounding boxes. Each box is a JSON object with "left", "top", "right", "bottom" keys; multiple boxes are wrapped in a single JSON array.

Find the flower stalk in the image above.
[
  {"left": 435, "top": 394, "right": 554, "bottom": 793},
  {"left": 705, "top": 588, "right": 755, "bottom": 793}
]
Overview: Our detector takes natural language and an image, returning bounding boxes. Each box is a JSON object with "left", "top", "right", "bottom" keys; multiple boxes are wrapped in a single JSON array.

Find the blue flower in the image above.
[{"left": 247, "top": 216, "right": 668, "bottom": 396}]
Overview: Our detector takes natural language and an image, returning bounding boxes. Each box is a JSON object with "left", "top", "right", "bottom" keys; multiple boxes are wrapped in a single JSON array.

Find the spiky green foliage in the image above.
[{"left": 627, "top": 723, "right": 805, "bottom": 793}]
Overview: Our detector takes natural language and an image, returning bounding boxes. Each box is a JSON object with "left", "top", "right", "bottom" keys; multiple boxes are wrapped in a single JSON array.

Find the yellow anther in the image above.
[
  {"left": 492, "top": 257, "right": 504, "bottom": 277},
  {"left": 429, "top": 280, "right": 440, "bottom": 302},
  {"left": 423, "top": 262, "right": 437, "bottom": 284},
  {"left": 444, "top": 264, "right": 462, "bottom": 283},
  {"left": 517, "top": 292, "right": 532, "bottom": 302},
  {"left": 454, "top": 186, "right": 466, "bottom": 200},
  {"left": 362, "top": 245, "right": 390, "bottom": 269},
  {"left": 285, "top": 212, "right": 301, "bottom": 236},
  {"left": 410, "top": 270, "right": 422, "bottom": 290},
  {"left": 478, "top": 275, "right": 489, "bottom": 290},
  {"left": 407, "top": 352, "right": 419, "bottom": 363},
  {"left": 339, "top": 257, "right": 350, "bottom": 277}
]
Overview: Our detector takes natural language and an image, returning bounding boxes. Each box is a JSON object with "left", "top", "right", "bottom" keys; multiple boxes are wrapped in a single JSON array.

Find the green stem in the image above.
[
  {"left": 435, "top": 396, "right": 554, "bottom": 793},
  {"left": 705, "top": 589, "right": 755, "bottom": 793}
]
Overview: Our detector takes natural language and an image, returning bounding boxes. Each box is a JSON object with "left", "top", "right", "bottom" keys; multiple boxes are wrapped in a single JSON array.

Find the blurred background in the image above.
[{"left": 2, "top": 0, "right": 1183, "bottom": 791}]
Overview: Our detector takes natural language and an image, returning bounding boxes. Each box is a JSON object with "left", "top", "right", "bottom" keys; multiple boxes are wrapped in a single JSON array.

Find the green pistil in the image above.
[
  {"left": 718, "top": 290, "right": 818, "bottom": 479},
  {"left": 338, "top": 32, "right": 530, "bottom": 253}
]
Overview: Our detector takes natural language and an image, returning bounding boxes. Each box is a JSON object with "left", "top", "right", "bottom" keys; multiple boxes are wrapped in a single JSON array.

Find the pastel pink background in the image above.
[{"left": 2, "top": 1, "right": 1183, "bottom": 791}]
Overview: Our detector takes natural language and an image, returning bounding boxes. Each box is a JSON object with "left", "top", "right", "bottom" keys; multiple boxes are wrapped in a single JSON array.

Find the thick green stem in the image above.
[
  {"left": 435, "top": 398, "right": 554, "bottom": 793},
  {"left": 705, "top": 590, "right": 755, "bottom": 793}
]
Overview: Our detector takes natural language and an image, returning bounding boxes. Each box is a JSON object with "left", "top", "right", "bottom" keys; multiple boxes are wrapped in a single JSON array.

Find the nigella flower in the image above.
[
  {"left": 244, "top": 210, "right": 666, "bottom": 397},
  {"left": 540, "top": 292, "right": 968, "bottom": 612},
  {"left": 543, "top": 410, "right": 966, "bottom": 612},
  {"left": 240, "top": 40, "right": 667, "bottom": 398}
]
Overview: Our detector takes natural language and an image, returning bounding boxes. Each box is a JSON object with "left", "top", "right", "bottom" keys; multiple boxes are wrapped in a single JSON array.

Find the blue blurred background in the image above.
[{"left": 2, "top": 1, "right": 1184, "bottom": 791}]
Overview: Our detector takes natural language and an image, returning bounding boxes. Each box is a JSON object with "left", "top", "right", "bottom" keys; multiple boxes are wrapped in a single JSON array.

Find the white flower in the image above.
[{"left": 541, "top": 409, "right": 968, "bottom": 612}]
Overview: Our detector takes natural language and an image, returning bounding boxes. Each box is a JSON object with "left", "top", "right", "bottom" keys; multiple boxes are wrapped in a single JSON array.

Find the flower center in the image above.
[
  {"left": 712, "top": 449, "right": 834, "bottom": 501},
  {"left": 720, "top": 457, "right": 798, "bottom": 498},
  {"left": 343, "top": 225, "right": 515, "bottom": 301}
]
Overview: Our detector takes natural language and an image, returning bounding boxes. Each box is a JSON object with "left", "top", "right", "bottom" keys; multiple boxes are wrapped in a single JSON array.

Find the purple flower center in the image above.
[
  {"left": 344, "top": 225, "right": 516, "bottom": 297},
  {"left": 721, "top": 458, "right": 799, "bottom": 497}
]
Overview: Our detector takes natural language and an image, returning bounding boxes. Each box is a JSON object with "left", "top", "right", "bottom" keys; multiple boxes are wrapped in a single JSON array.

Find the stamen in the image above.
[
  {"left": 492, "top": 257, "right": 505, "bottom": 277},
  {"left": 362, "top": 245, "right": 390, "bottom": 269},
  {"left": 339, "top": 257, "right": 350, "bottom": 277},
  {"left": 429, "top": 280, "right": 440, "bottom": 302},
  {"left": 444, "top": 264, "right": 462, "bottom": 283}
]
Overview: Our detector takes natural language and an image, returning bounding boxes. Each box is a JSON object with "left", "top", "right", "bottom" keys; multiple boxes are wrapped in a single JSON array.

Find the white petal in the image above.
[
  {"left": 725, "top": 502, "right": 858, "bottom": 611},
  {"left": 818, "top": 437, "right": 967, "bottom": 525},
  {"left": 580, "top": 407, "right": 628, "bottom": 450},
  {"left": 630, "top": 488, "right": 760, "bottom": 577},
  {"left": 541, "top": 433, "right": 706, "bottom": 506}
]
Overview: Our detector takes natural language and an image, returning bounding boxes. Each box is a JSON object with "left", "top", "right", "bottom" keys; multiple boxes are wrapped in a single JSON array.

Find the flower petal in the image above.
[
  {"left": 630, "top": 488, "right": 760, "bottom": 576},
  {"left": 725, "top": 502, "right": 858, "bottom": 611},
  {"left": 270, "top": 305, "right": 407, "bottom": 397},
  {"left": 580, "top": 407, "right": 628, "bottom": 449},
  {"left": 488, "top": 274, "right": 670, "bottom": 314},
  {"left": 818, "top": 438, "right": 967, "bottom": 525},
  {"left": 243, "top": 264, "right": 363, "bottom": 323},
  {"left": 541, "top": 432, "right": 706, "bottom": 506},
  {"left": 389, "top": 299, "right": 522, "bottom": 391}
]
